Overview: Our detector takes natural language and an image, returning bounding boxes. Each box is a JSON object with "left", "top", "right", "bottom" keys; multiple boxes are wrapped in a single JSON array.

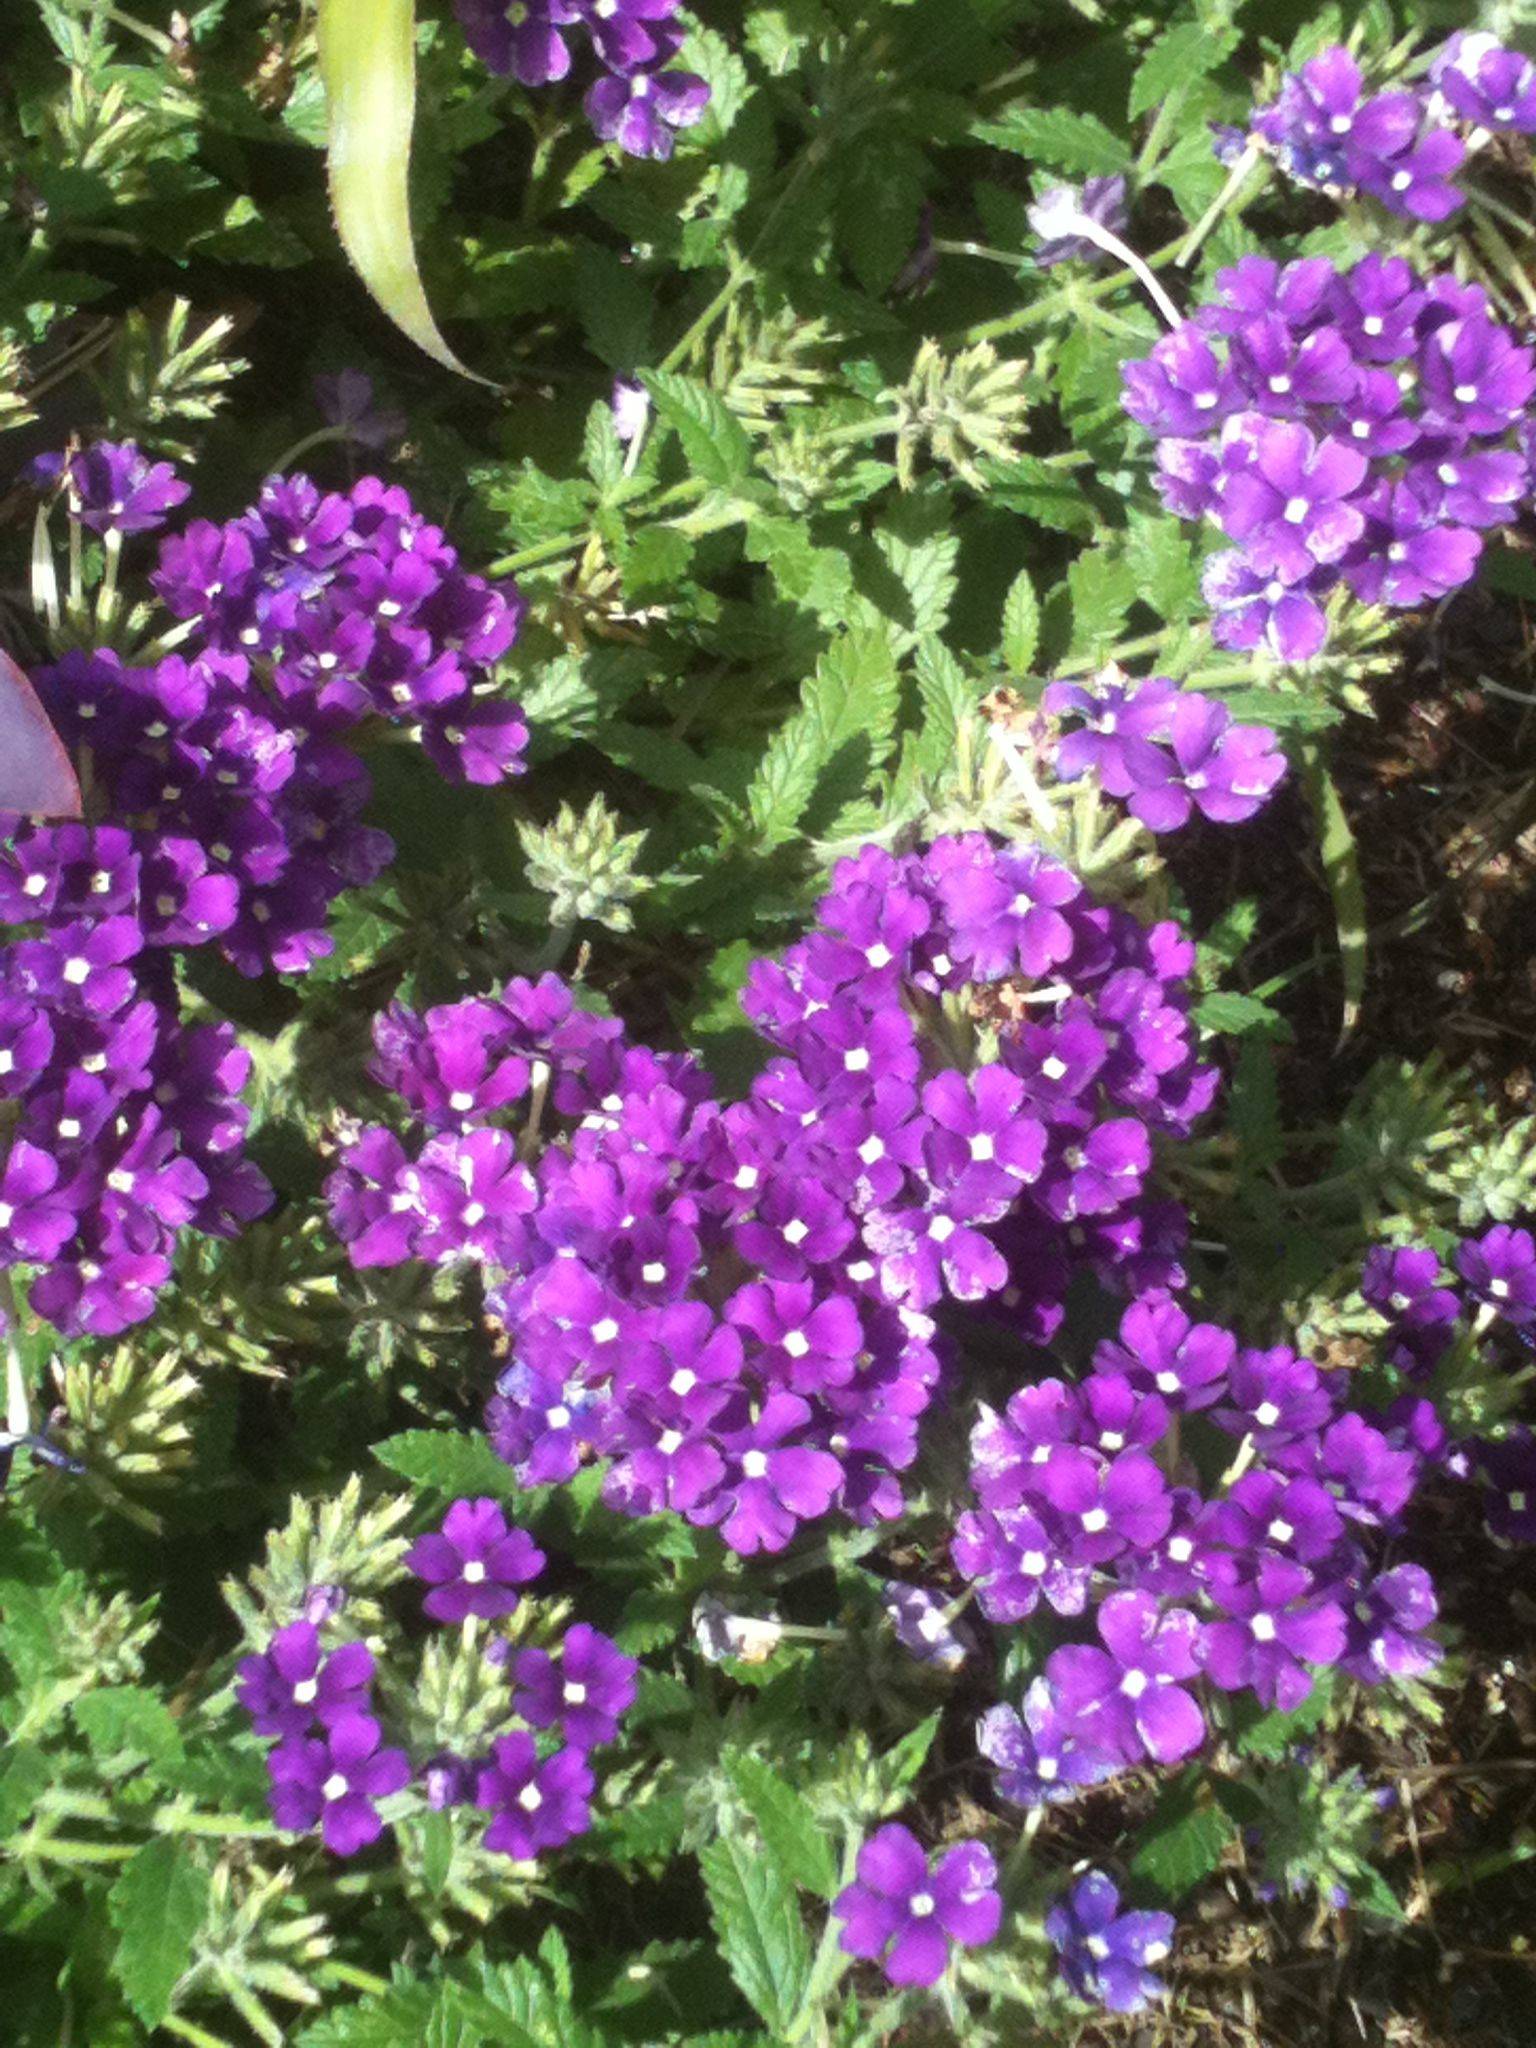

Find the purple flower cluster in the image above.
[
  {"left": 1245, "top": 37, "right": 1536, "bottom": 223},
  {"left": 1363, "top": 1224, "right": 1536, "bottom": 1548},
  {"left": 239, "top": 1497, "right": 637, "bottom": 1865},
  {"left": 1046, "top": 1870, "right": 1174, "bottom": 2014},
  {"left": 454, "top": 0, "right": 709, "bottom": 160},
  {"left": 833, "top": 1823, "right": 1001, "bottom": 1987},
  {"left": 1044, "top": 672, "right": 1286, "bottom": 831},
  {"left": 238, "top": 1623, "right": 410, "bottom": 1856},
  {"left": 1124, "top": 255, "right": 1535, "bottom": 659},
  {"left": 0, "top": 459, "right": 525, "bottom": 1337},
  {"left": 404, "top": 1496, "right": 637, "bottom": 1859},
  {"left": 327, "top": 833, "right": 1220, "bottom": 1555},
  {"left": 964, "top": 1293, "right": 1441, "bottom": 1798}
]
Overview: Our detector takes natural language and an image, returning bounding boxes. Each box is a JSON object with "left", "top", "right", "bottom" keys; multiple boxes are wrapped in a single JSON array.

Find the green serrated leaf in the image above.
[
  {"left": 1000, "top": 568, "right": 1040, "bottom": 676},
  {"left": 374, "top": 1429, "right": 523, "bottom": 1500},
  {"left": 107, "top": 1836, "right": 210, "bottom": 2028},
  {"left": 1128, "top": 21, "right": 1238, "bottom": 120},
  {"left": 643, "top": 369, "right": 753, "bottom": 488},
  {"left": 724, "top": 1752, "right": 839, "bottom": 1899},
  {"left": 974, "top": 106, "right": 1126, "bottom": 174},
  {"left": 1129, "top": 1770, "right": 1236, "bottom": 1899},
  {"left": 698, "top": 1832, "right": 811, "bottom": 2032},
  {"left": 746, "top": 630, "right": 898, "bottom": 850}
]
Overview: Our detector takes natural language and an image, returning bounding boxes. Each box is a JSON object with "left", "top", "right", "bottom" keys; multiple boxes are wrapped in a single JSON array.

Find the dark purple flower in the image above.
[
  {"left": 1456, "top": 1224, "right": 1536, "bottom": 1326},
  {"left": 476, "top": 1733, "right": 594, "bottom": 1859},
  {"left": 266, "top": 1711, "right": 410, "bottom": 1856},
  {"left": 833, "top": 1823, "right": 1001, "bottom": 1987},
  {"left": 235, "top": 1622, "right": 375, "bottom": 1737},
  {"left": 585, "top": 64, "right": 710, "bottom": 161},
  {"left": 511, "top": 1623, "right": 638, "bottom": 1749},
  {"left": 65, "top": 441, "right": 190, "bottom": 536},
  {"left": 1340, "top": 1563, "right": 1440, "bottom": 1683},
  {"left": 1046, "top": 1869, "right": 1175, "bottom": 2014},
  {"left": 405, "top": 1497, "right": 545, "bottom": 1622},
  {"left": 313, "top": 370, "right": 406, "bottom": 451}
]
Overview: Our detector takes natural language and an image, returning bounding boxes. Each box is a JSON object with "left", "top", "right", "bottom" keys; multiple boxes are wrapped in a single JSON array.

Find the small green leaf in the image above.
[
  {"left": 318, "top": 0, "right": 489, "bottom": 381},
  {"left": 108, "top": 1836, "right": 210, "bottom": 2028},
  {"left": 974, "top": 107, "right": 1126, "bottom": 174},
  {"left": 374, "top": 1429, "right": 523, "bottom": 1500},
  {"left": 1129, "top": 1770, "right": 1236, "bottom": 1899},
  {"left": 1001, "top": 568, "right": 1040, "bottom": 676},
  {"left": 642, "top": 369, "right": 753, "bottom": 487}
]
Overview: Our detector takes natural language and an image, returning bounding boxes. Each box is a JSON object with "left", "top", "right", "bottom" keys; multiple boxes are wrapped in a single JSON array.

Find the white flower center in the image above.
[
  {"left": 1121, "top": 1668, "right": 1149, "bottom": 1698},
  {"left": 669, "top": 1368, "right": 697, "bottom": 1395},
  {"left": 517, "top": 1784, "right": 543, "bottom": 1812},
  {"left": 564, "top": 1681, "right": 588, "bottom": 1705},
  {"left": 909, "top": 1892, "right": 935, "bottom": 1918},
  {"left": 462, "top": 1560, "right": 486, "bottom": 1583},
  {"left": 1081, "top": 1507, "right": 1109, "bottom": 1533},
  {"left": 1254, "top": 1402, "right": 1280, "bottom": 1428},
  {"left": 63, "top": 958, "right": 91, "bottom": 986},
  {"left": 322, "top": 1772, "right": 349, "bottom": 1801},
  {"left": 293, "top": 1678, "right": 318, "bottom": 1705},
  {"left": 970, "top": 1133, "right": 995, "bottom": 1161},
  {"left": 1283, "top": 496, "right": 1309, "bottom": 524},
  {"left": 1251, "top": 1614, "right": 1277, "bottom": 1642},
  {"left": 546, "top": 1406, "right": 571, "bottom": 1430},
  {"left": 593, "top": 1317, "right": 619, "bottom": 1343},
  {"left": 741, "top": 1450, "right": 770, "bottom": 1479},
  {"left": 783, "top": 1331, "right": 810, "bottom": 1358},
  {"left": 1041, "top": 1055, "right": 1068, "bottom": 1081}
]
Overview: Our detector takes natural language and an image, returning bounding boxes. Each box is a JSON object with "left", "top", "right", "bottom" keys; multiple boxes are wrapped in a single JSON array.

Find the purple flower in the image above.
[
  {"left": 405, "top": 1497, "right": 546, "bottom": 1622},
  {"left": 585, "top": 64, "right": 710, "bottom": 161},
  {"left": 882, "top": 1583, "right": 974, "bottom": 1670},
  {"left": 511, "top": 1623, "right": 638, "bottom": 1749},
  {"left": 1432, "top": 34, "right": 1536, "bottom": 135},
  {"left": 314, "top": 370, "right": 406, "bottom": 451},
  {"left": 1046, "top": 1591, "right": 1206, "bottom": 1765},
  {"left": 266, "top": 1712, "right": 410, "bottom": 1856},
  {"left": 1340, "top": 1564, "right": 1440, "bottom": 1683},
  {"left": 978, "top": 1679, "right": 1120, "bottom": 1807},
  {"left": 1474, "top": 1431, "right": 1536, "bottom": 1544},
  {"left": 453, "top": 0, "right": 578, "bottom": 83},
  {"left": 1202, "top": 1554, "right": 1345, "bottom": 1710},
  {"left": 1456, "top": 1224, "right": 1536, "bottom": 1325},
  {"left": 1046, "top": 1870, "right": 1175, "bottom": 2014},
  {"left": 1354, "top": 128, "right": 1465, "bottom": 223},
  {"left": 236, "top": 1621, "right": 375, "bottom": 1737},
  {"left": 1030, "top": 176, "right": 1129, "bottom": 267},
  {"left": 1094, "top": 1297, "right": 1234, "bottom": 1409},
  {"left": 476, "top": 1733, "right": 594, "bottom": 1859},
  {"left": 833, "top": 1824, "right": 1001, "bottom": 1987},
  {"left": 64, "top": 441, "right": 190, "bottom": 536},
  {"left": 1219, "top": 421, "right": 1367, "bottom": 580},
  {"left": 710, "top": 1393, "right": 843, "bottom": 1554}
]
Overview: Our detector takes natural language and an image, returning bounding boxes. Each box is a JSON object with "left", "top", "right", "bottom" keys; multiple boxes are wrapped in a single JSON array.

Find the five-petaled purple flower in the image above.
[
  {"left": 266, "top": 1712, "right": 411, "bottom": 1856},
  {"left": 1046, "top": 1869, "right": 1175, "bottom": 2014},
  {"left": 405, "top": 1497, "right": 546, "bottom": 1622},
  {"left": 833, "top": 1823, "right": 1002, "bottom": 1987}
]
